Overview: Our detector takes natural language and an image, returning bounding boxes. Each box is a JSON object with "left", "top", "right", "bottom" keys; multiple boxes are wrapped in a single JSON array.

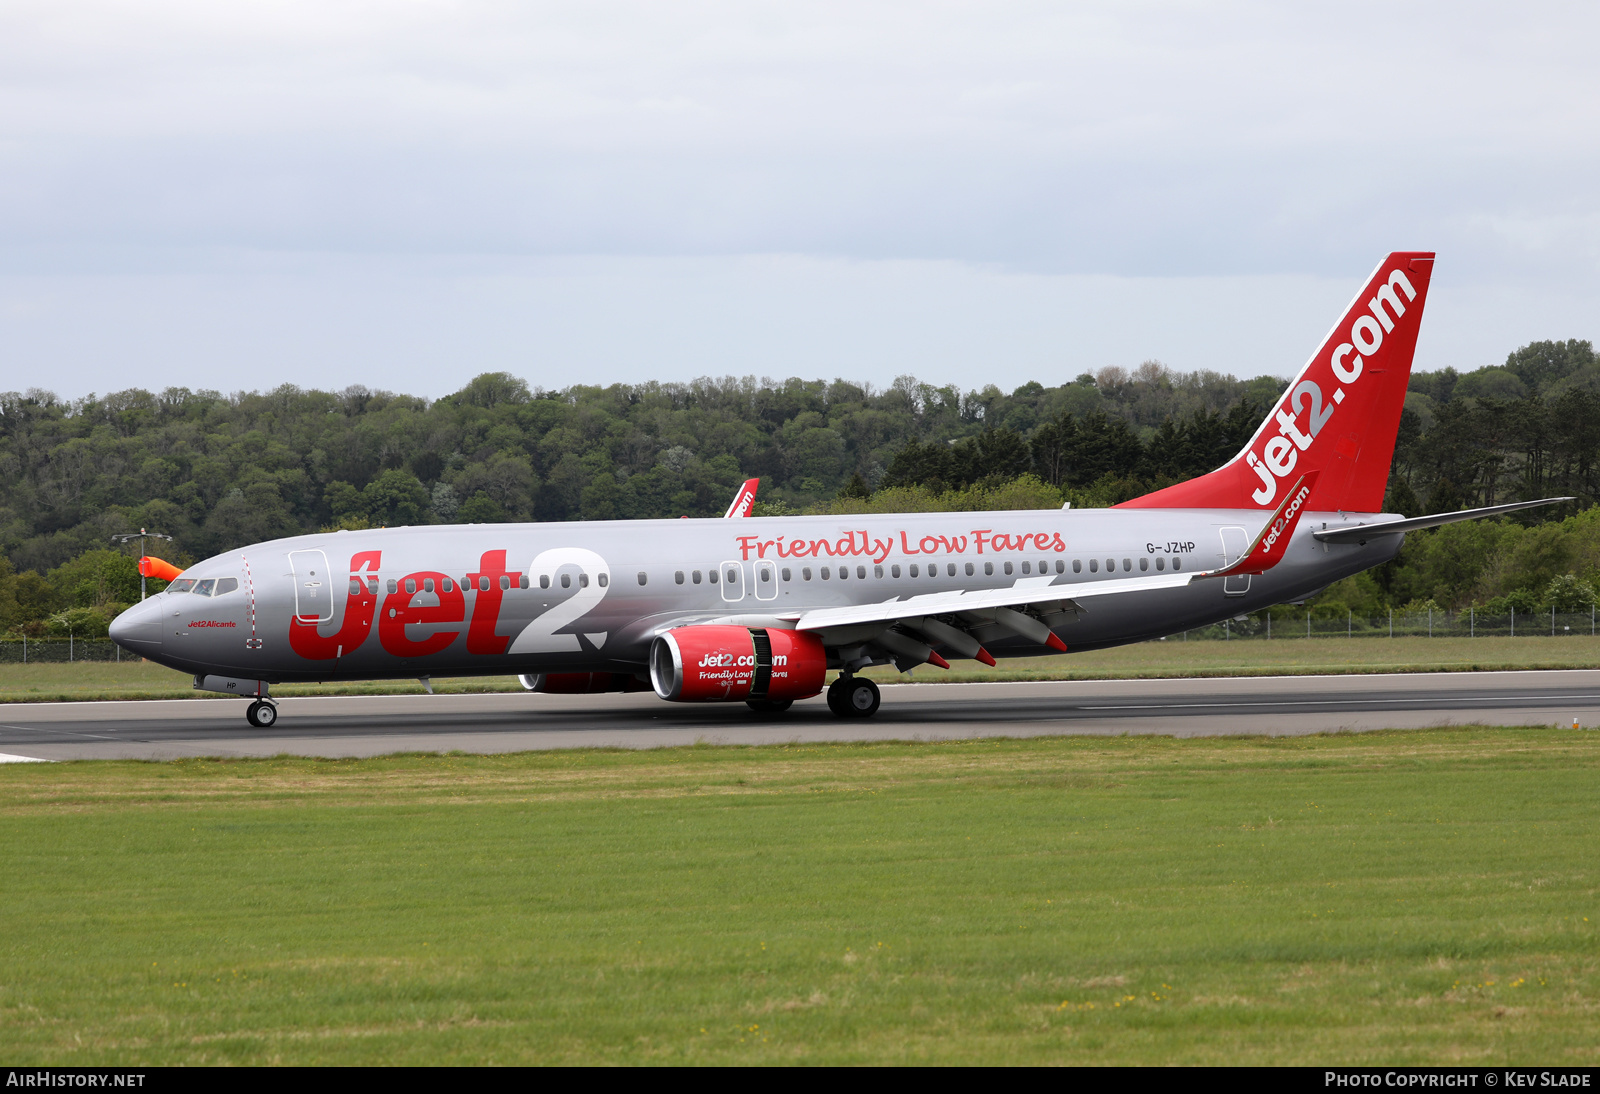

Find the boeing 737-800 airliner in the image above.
[{"left": 109, "top": 253, "right": 1566, "bottom": 728}]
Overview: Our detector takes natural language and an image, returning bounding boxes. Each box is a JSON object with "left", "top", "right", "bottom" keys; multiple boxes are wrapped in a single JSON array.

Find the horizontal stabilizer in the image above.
[{"left": 1312, "top": 497, "right": 1574, "bottom": 544}]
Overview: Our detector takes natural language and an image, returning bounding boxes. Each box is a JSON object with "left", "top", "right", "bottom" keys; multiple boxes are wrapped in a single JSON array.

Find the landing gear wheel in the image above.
[
  {"left": 828, "top": 676, "right": 880, "bottom": 719},
  {"left": 844, "top": 677, "right": 880, "bottom": 718},
  {"left": 746, "top": 698, "right": 793, "bottom": 714},
  {"left": 826, "top": 677, "right": 850, "bottom": 717},
  {"left": 246, "top": 700, "right": 277, "bottom": 729}
]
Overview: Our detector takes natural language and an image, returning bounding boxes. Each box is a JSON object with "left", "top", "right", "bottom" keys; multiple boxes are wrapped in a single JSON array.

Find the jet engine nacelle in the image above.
[
  {"left": 650, "top": 625, "right": 826, "bottom": 703},
  {"left": 519, "top": 672, "right": 651, "bottom": 694}
]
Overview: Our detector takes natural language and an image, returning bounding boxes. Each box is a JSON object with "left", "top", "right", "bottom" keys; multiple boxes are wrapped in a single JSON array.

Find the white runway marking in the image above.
[{"left": 0, "top": 752, "right": 51, "bottom": 763}]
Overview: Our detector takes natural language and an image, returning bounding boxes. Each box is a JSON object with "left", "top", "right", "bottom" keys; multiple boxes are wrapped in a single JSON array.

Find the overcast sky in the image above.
[{"left": 2, "top": 1, "right": 1596, "bottom": 399}]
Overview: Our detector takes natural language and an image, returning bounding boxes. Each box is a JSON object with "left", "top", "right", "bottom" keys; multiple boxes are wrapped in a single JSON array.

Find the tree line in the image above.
[{"left": 0, "top": 339, "right": 1594, "bottom": 636}]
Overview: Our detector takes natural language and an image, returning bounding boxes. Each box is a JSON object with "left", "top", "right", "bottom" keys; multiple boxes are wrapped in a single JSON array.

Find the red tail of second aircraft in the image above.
[{"left": 1118, "top": 251, "right": 1435, "bottom": 514}]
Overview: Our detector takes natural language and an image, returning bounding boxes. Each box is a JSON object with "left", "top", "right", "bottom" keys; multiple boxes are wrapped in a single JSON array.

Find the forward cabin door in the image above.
[
  {"left": 288, "top": 549, "right": 334, "bottom": 623},
  {"left": 1218, "top": 527, "right": 1250, "bottom": 596}
]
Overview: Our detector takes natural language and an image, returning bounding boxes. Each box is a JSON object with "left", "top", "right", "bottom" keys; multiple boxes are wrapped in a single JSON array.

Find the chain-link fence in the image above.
[
  {"left": 1176, "top": 608, "right": 1600, "bottom": 641},
  {"left": 0, "top": 638, "right": 133, "bottom": 663}
]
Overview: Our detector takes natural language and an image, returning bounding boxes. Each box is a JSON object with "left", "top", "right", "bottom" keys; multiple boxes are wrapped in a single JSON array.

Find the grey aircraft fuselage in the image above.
[{"left": 109, "top": 506, "right": 1399, "bottom": 685}]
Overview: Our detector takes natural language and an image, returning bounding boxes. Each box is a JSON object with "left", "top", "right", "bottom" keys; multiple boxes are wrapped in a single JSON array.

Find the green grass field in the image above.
[
  {"left": 4, "top": 634, "right": 1599, "bottom": 703},
  {"left": 3, "top": 729, "right": 1597, "bottom": 1064}
]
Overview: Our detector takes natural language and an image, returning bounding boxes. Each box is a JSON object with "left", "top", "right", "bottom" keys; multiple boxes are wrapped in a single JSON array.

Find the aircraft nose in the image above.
[{"left": 109, "top": 598, "right": 163, "bottom": 649}]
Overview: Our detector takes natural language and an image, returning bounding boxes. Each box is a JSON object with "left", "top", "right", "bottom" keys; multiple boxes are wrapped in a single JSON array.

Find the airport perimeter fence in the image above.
[
  {"left": 1176, "top": 608, "right": 1600, "bottom": 641},
  {"left": 0, "top": 638, "right": 130, "bottom": 663}
]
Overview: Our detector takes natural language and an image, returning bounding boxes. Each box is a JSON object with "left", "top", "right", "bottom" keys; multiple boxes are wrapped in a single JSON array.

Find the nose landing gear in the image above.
[
  {"left": 826, "top": 675, "right": 881, "bottom": 718},
  {"left": 245, "top": 700, "right": 278, "bottom": 728}
]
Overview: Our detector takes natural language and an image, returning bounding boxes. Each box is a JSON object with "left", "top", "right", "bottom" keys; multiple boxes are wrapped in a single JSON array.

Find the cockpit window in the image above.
[
  {"left": 194, "top": 579, "right": 216, "bottom": 596},
  {"left": 213, "top": 577, "right": 238, "bottom": 596},
  {"left": 168, "top": 579, "right": 196, "bottom": 593}
]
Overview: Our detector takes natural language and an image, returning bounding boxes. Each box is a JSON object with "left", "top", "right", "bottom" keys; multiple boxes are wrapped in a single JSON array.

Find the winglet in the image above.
[
  {"left": 724, "top": 478, "right": 760, "bottom": 518},
  {"left": 1203, "top": 471, "right": 1318, "bottom": 579}
]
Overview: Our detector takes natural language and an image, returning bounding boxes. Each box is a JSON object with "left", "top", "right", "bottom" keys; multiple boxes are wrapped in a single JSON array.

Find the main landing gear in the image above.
[
  {"left": 245, "top": 700, "right": 278, "bottom": 729},
  {"left": 826, "top": 675, "right": 880, "bottom": 719}
]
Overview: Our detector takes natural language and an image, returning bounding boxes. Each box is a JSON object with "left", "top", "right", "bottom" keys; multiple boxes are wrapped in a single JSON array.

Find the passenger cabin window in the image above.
[
  {"left": 821, "top": 566, "right": 831, "bottom": 579},
  {"left": 1073, "top": 560, "right": 1082, "bottom": 573},
  {"left": 1123, "top": 558, "right": 1132, "bottom": 571},
  {"left": 598, "top": 573, "right": 608, "bottom": 587},
  {"left": 692, "top": 570, "right": 702, "bottom": 584},
  {"left": 709, "top": 569, "right": 718, "bottom": 584},
  {"left": 1173, "top": 558, "right": 1182, "bottom": 571},
  {"left": 1004, "top": 562, "right": 1013, "bottom": 576},
  {"left": 874, "top": 565, "right": 883, "bottom": 578},
  {"left": 1088, "top": 559, "right": 1098, "bottom": 573},
  {"left": 675, "top": 570, "right": 685, "bottom": 584},
  {"left": 1021, "top": 561, "right": 1031, "bottom": 575},
  {"left": 909, "top": 564, "right": 919, "bottom": 577},
  {"left": 1139, "top": 558, "right": 1149, "bottom": 571},
  {"left": 387, "top": 579, "right": 398, "bottom": 594},
  {"left": 985, "top": 562, "right": 994, "bottom": 576},
  {"left": 540, "top": 574, "right": 551, "bottom": 589},
  {"left": 837, "top": 566, "right": 848, "bottom": 580},
  {"left": 802, "top": 567, "right": 813, "bottom": 581},
  {"left": 637, "top": 571, "right": 648, "bottom": 585},
  {"left": 857, "top": 566, "right": 867, "bottom": 579},
  {"left": 561, "top": 574, "right": 571, "bottom": 589},
  {"left": 424, "top": 578, "right": 435, "bottom": 593},
  {"left": 405, "top": 578, "right": 417, "bottom": 594},
  {"left": 946, "top": 563, "right": 956, "bottom": 577},
  {"left": 500, "top": 576, "right": 511, "bottom": 590},
  {"left": 1055, "top": 560, "right": 1065, "bottom": 574},
  {"left": 519, "top": 574, "right": 530, "bottom": 588},
  {"left": 782, "top": 568, "right": 792, "bottom": 581},
  {"left": 891, "top": 565, "right": 901, "bottom": 578},
  {"left": 965, "top": 562, "right": 974, "bottom": 576},
  {"left": 1156, "top": 557, "right": 1165, "bottom": 571},
  {"left": 1105, "top": 559, "right": 1114, "bottom": 572},
  {"left": 577, "top": 573, "right": 588, "bottom": 588},
  {"left": 725, "top": 567, "right": 738, "bottom": 584}
]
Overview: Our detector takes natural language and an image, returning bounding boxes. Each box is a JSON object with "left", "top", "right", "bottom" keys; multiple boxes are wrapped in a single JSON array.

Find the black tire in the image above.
[
  {"left": 843, "top": 677, "right": 880, "bottom": 718},
  {"left": 247, "top": 700, "right": 277, "bottom": 729},
  {"left": 826, "top": 677, "right": 851, "bottom": 718},
  {"left": 746, "top": 698, "right": 793, "bottom": 714}
]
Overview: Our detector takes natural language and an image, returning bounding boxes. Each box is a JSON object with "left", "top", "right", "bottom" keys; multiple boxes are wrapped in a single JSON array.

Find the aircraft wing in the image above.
[
  {"left": 792, "top": 471, "right": 1318, "bottom": 665},
  {"left": 793, "top": 570, "right": 1193, "bottom": 633}
]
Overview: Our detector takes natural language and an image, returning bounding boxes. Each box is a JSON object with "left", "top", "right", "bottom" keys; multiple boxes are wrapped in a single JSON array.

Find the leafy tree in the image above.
[{"left": 363, "top": 470, "right": 430, "bottom": 526}]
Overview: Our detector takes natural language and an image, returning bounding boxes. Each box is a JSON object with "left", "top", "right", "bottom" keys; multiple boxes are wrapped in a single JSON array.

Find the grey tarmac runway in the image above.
[{"left": 1, "top": 669, "right": 1599, "bottom": 761}]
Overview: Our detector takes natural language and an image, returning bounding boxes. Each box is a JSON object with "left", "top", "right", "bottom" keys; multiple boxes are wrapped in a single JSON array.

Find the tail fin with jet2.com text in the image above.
[{"left": 1117, "top": 252, "right": 1435, "bottom": 514}]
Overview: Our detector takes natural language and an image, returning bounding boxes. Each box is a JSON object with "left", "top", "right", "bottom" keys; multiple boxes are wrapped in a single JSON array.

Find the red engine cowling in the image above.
[
  {"left": 650, "top": 625, "right": 826, "bottom": 703},
  {"left": 520, "top": 672, "right": 651, "bottom": 694}
]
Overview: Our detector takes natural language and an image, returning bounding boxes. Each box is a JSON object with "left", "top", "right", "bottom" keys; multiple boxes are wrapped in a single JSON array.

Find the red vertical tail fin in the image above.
[{"left": 1118, "top": 251, "right": 1434, "bottom": 513}]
